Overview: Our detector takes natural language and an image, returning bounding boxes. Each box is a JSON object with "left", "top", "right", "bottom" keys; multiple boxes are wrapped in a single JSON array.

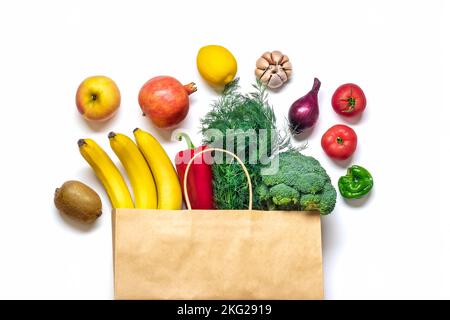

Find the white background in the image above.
[{"left": 0, "top": 0, "right": 447, "bottom": 299}]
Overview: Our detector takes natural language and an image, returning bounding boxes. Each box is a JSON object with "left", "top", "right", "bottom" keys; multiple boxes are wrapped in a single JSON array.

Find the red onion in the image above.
[{"left": 288, "top": 78, "right": 321, "bottom": 134}]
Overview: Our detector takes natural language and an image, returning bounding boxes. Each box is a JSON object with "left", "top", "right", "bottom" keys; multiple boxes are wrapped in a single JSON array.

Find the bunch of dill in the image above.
[{"left": 200, "top": 79, "right": 290, "bottom": 209}]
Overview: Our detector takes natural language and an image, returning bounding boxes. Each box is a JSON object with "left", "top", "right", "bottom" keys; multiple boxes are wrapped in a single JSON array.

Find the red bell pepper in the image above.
[{"left": 175, "top": 133, "right": 214, "bottom": 209}]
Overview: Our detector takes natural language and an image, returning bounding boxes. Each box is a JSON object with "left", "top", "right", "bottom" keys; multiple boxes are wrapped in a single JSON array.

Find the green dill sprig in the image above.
[{"left": 200, "top": 78, "right": 294, "bottom": 209}]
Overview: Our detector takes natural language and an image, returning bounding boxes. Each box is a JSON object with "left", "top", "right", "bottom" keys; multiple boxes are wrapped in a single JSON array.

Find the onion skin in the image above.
[
  {"left": 288, "top": 78, "right": 321, "bottom": 134},
  {"left": 138, "top": 76, "right": 197, "bottom": 128}
]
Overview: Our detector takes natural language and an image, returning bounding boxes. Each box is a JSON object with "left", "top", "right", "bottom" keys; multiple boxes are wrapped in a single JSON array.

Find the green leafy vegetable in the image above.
[
  {"left": 200, "top": 79, "right": 289, "bottom": 209},
  {"left": 201, "top": 79, "right": 336, "bottom": 215}
]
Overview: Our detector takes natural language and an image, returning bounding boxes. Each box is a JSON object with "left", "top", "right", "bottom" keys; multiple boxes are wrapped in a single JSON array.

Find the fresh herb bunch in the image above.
[{"left": 200, "top": 79, "right": 290, "bottom": 209}]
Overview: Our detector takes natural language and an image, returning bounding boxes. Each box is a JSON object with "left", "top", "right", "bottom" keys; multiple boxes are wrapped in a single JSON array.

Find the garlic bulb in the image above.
[{"left": 255, "top": 51, "right": 292, "bottom": 89}]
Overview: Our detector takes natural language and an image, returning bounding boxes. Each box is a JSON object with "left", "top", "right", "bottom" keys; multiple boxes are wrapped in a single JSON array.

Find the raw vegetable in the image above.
[
  {"left": 200, "top": 79, "right": 289, "bottom": 209},
  {"left": 54, "top": 180, "right": 102, "bottom": 223},
  {"left": 332, "top": 83, "right": 366, "bottom": 117},
  {"left": 338, "top": 165, "right": 373, "bottom": 199},
  {"left": 288, "top": 78, "right": 321, "bottom": 134},
  {"left": 255, "top": 51, "right": 292, "bottom": 89},
  {"left": 197, "top": 45, "right": 237, "bottom": 87},
  {"left": 201, "top": 78, "right": 336, "bottom": 214},
  {"left": 256, "top": 150, "right": 337, "bottom": 215},
  {"left": 321, "top": 124, "right": 357, "bottom": 160},
  {"left": 175, "top": 133, "right": 214, "bottom": 209},
  {"left": 138, "top": 76, "right": 197, "bottom": 128}
]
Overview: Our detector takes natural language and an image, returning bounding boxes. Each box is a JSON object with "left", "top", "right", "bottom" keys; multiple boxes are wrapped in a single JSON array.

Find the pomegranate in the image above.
[{"left": 138, "top": 76, "right": 197, "bottom": 128}]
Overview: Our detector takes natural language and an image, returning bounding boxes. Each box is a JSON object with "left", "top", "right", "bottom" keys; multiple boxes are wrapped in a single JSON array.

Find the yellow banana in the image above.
[
  {"left": 133, "top": 128, "right": 182, "bottom": 210},
  {"left": 108, "top": 132, "right": 157, "bottom": 209},
  {"left": 78, "top": 138, "right": 134, "bottom": 209}
]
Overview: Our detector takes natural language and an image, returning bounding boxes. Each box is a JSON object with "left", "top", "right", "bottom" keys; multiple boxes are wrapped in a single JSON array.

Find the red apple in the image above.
[{"left": 76, "top": 76, "right": 121, "bottom": 121}]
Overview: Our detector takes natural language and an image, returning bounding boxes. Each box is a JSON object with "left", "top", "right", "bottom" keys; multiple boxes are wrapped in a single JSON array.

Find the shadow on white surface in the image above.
[
  {"left": 75, "top": 108, "right": 121, "bottom": 133},
  {"left": 330, "top": 156, "right": 354, "bottom": 169},
  {"left": 137, "top": 122, "right": 188, "bottom": 143},
  {"left": 321, "top": 216, "right": 337, "bottom": 253},
  {"left": 196, "top": 76, "right": 226, "bottom": 95},
  {"left": 336, "top": 112, "right": 364, "bottom": 125},
  {"left": 54, "top": 207, "right": 101, "bottom": 233},
  {"left": 343, "top": 190, "right": 373, "bottom": 208},
  {"left": 292, "top": 126, "right": 316, "bottom": 141}
]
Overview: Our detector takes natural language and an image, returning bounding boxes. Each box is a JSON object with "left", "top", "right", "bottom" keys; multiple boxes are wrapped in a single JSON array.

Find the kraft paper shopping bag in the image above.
[{"left": 112, "top": 209, "right": 323, "bottom": 300}]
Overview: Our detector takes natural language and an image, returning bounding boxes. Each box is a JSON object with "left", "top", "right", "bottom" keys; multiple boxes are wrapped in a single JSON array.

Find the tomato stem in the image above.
[
  {"left": 336, "top": 136, "right": 344, "bottom": 145},
  {"left": 340, "top": 96, "right": 356, "bottom": 113}
]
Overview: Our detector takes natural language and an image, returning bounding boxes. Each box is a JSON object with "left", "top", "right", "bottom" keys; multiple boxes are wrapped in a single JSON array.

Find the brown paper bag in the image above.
[
  {"left": 112, "top": 209, "right": 323, "bottom": 300},
  {"left": 112, "top": 148, "right": 323, "bottom": 299}
]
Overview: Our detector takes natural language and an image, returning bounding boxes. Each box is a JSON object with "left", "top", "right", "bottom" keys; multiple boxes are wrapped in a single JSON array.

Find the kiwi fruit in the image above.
[{"left": 54, "top": 180, "right": 102, "bottom": 223}]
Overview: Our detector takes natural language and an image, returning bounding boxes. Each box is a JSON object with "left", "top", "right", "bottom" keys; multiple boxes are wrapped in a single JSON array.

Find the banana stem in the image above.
[{"left": 77, "top": 139, "right": 87, "bottom": 147}]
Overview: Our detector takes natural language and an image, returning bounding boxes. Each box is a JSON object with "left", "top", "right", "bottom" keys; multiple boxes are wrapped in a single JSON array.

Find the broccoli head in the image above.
[
  {"left": 300, "top": 182, "right": 337, "bottom": 215},
  {"left": 257, "top": 150, "right": 336, "bottom": 214},
  {"left": 256, "top": 183, "right": 300, "bottom": 211}
]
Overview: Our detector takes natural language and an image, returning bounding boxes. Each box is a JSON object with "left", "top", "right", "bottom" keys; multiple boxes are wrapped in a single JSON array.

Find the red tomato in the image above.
[
  {"left": 331, "top": 83, "right": 366, "bottom": 117},
  {"left": 321, "top": 124, "right": 357, "bottom": 160}
]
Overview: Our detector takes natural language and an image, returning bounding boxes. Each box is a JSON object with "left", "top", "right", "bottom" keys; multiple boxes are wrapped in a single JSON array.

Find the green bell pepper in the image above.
[{"left": 338, "top": 165, "right": 373, "bottom": 199}]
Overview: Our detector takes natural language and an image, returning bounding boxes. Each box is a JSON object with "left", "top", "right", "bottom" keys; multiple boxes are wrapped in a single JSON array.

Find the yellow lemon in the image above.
[{"left": 197, "top": 45, "right": 237, "bottom": 87}]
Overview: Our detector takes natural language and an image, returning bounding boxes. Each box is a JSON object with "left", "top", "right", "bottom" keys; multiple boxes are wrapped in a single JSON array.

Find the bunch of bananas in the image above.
[{"left": 78, "top": 128, "right": 182, "bottom": 210}]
